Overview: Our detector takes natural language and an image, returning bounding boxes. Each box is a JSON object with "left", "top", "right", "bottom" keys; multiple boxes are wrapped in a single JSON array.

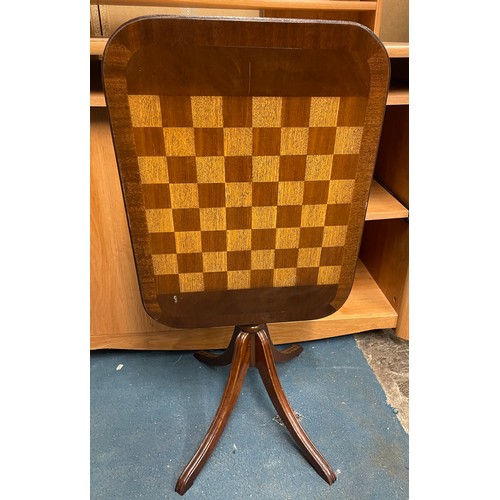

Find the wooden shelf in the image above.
[
  {"left": 90, "top": 0, "right": 377, "bottom": 11},
  {"left": 384, "top": 42, "right": 409, "bottom": 58},
  {"left": 90, "top": 259, "right": 397, "bottom": 350},
  {"left": 366, "top": 180, "right": 408, "bottom": 220},
  {"left": 387, "top": 87, "right": 408, "bottom": 105}
]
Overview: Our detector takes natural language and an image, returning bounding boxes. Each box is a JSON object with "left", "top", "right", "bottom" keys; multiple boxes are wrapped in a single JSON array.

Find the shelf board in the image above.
[
  {"left": 387, "top": 87, "right": 408, "bottom": 105},
  {"left": 384, "top": 42, "right": 409, "bottom": 58},
  {"left": 366, "top": 180, "right": 408, "bottom": 220},
  {"left": 90, "top": 0, "right": 377, "bottom": 10},
  {"left": 90, "top": 259, "right": 397, "bottom": 350}
]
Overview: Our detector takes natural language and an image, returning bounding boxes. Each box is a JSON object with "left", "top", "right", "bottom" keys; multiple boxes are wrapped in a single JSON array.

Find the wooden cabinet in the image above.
[{"left": 90, "top": 0, "right": 409, "bottom": 348}]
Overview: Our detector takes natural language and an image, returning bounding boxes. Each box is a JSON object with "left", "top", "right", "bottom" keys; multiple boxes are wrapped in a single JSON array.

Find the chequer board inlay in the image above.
[{"left": 129, "top": 95, "right": 367, "bottom": 294}]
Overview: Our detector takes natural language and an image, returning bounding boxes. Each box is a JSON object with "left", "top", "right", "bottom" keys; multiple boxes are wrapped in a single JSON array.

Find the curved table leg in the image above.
[
  {"left": 262, "top": 324, "right": 303, "bottom": 363},
  {"left": 175, "top": 330, "right": 251, "bottom": 495},
  {"left": 194, "top": 326, "right": 239, "bottom": 367},
  {"left": 254, "top": 328, "right": 336, "bottom": 485}
]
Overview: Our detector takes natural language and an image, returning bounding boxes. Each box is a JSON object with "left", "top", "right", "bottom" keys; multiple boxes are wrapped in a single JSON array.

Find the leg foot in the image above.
[
  {"left": 194, "top": 327, "right": 238, "bottom": 367},
  {"left": 263, "top": 325, "right": 303, "bottom": 363}
]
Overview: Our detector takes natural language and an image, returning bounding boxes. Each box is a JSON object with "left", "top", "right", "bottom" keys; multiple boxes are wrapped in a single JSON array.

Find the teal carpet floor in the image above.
[{"left": 91, "top": 334, "right": 408, "bottom": 499}]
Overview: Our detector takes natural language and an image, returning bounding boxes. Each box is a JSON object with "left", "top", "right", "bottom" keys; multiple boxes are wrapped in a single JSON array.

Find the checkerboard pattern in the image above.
[{"left": 128, "top": 95, "right": 367, "bottom": 294}]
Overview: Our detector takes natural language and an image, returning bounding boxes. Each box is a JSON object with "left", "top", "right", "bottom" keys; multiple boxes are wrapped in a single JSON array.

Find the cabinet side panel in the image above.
[
  {"left": 359, "top": 218, "right": 408, "bottom": 338},
  {"left": 90, "top": 108, "right": 167, "bottom": 336},
  {"left": 374, "top": 105, "right": 409, "bottom": 208}
]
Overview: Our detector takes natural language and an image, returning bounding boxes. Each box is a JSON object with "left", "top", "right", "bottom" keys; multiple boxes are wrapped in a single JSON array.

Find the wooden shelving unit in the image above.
[{"left": 90, "top": 0, "right": 409, "bottom": 348}]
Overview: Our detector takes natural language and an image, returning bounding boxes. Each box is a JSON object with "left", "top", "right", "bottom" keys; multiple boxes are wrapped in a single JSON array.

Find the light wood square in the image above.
[
  {"left": 273, "top": 268, "right": 297, "bottom": 287},
  {"left": 309, "top": 97, "right": 340, "bottom": 127},
  {"left": 275, "top": 227, "right": 301, "bottom": 249},
  {"left": 328, "top": 180, "right": 355, "bottom": 204},
  {"left": 196, "top": 157, "right": 225, "bottom": 183},
  {"left": 199, "top": 208, "right": 226, "bottom": 231},
  {"left": 226, "top": 183, "right": 252, "bottom": 207},
  {"left": 297, "top": 247, "right": 322, "bottom": 268},
  {"left": 252, "top": 206, "right": 277, "bottom": 229},
  {"left": 191, "top": 96, "right": 223, "bottom": 128},
  {"left": 169, "top": 184, "right": 199, "bottom": 208},
  {"left": 317, "top": 265, "right": 341, "bottom": 284},
  {"left": 138, "top": 156, "right": 169, "bottom": 184},
  {"left": 145, "top": 208, "right": 174, "bottom": 233},
  {"left": 227, "top": 270, "right": 251, "bottom": 289},
  {"left": 280, "top": 128, "right": 309, "bottom": 155},
  {"left": 251, "top": 249, "right": 275, "bottom": 270},
  {"left": 175, "top": 231, "right": 202, "bottom": 253},
  {"left": 179, "top": 273, "right": 205, "bottom": 293},
  {"left": 252, "top": 97, "right": 282, "bottom": 127},
  {"left": 252, "top": 156, "right": 280, "bottom": 181},
  {"left": 305, "top": 155, "right": 333, "bottom": 181},
  {"left": 278, "top": 181, "right": 305, "bottom": 206},
  {"left": 163, "top": 128, "right": 195, "bottom": 156},
  {"left": 202, "top": 252, "right": 228, "bottom": 272},
  {"left": 300, "top": 204, "right": 327, "bottom": 227},
  {"left": 322, "top": 226, "right": 348, "bottom": 247},
  {"left": 334, "top": 127, "right": 364, "bottom": 154},
  {"left": 223, "top": 128, "right": 253, "bottom": 156},
  {"left": 227, "top": 229, "right": 252, "bottom": 251},
  {"left": 128, "top": 95, "right": 162, "bottom": 127},
  {"left": 152, "top": 254, "right": 178, "bottom": 275}
]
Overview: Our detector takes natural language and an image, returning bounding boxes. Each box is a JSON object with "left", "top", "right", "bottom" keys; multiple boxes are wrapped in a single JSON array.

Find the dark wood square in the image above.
[
  {"left": 194, "top": 128, "right": 224, "bottom": 156},
  {"left": 142, "top": 184, "right": 171, "bottom": 209},
  {"left": 337, "top": 96, "right": 368, "bottom": 126},
  {"left": 155, "top": 274, "right": 180, "bottom": 293},
  {"left": 250, "top": 269, "right": 274, "bottom": 288},
  {"left": 279, "top": 156, "right": 307, "bottom": 181},
  {"left": 198, "top": 184, "right": 226, "bottom": 208},
  {"left": 226, "top": 207, "right": 252, "bottom": 229},
  {"left": 325, "top": 204, "right": 351, "bottom": 225},
  {"left": 203, "top": 272, "right": 228, "bottom": 291},
  {"left": 150, "top": 232, "right": 176, "bottom": 254},
  {"left": 225, "top": 156, "right": 252, "bottom": 182},
  {"left": 307, "top": 127, "right": 336, "bottom": 155},
  {"left": 252, "top": 182, "right": 278, "bottom": 206},
  {"left": 331, "top": 154, "right": 358, "bottom": 179},
  {"left": 253, "top": 128, "right": 281, "bottom": 156},
  {"left": 201, "top": 230, "right": 227, "bottom": 252},
  {"left": 172, "top": 208, "right": 201, "bottom": 232},
  {"left": 223, "top": 96, "right": 252, "bottom": 127},
  {"left": 133, "top": 127, "right": 165, "bottom": 156},
  {"left": 276, "top": 206, "right": 302, "bottom": 227},
  {"left": 299, "top": 227, "right": 324, "bottom": 248},
  {"left": 281, "top": 97, "right": 311, "bottom": 127},
  {"left": 274, "top": 248, "right": 299, "bottom": 268},
  {"left": 177, "top": 253, "right": 204, "bottom": 273},
  {"left": 227, "top": 250, "right": 252, "bottom": 271},
  {"left": 160, "top": 95, "right": 193, "bottom": 127},
  {"left": 320, "top": 246, "right": 344, "bottom": 266},
  {"left": 251, "top": 229, "right": 276, "bottom": 250},
  {"left": 295, "top": 267, "right": 319, "bottom": 286},
  {"left": 302, "top": 180, "right": 330, "bottom": 205},
  {"left": 167, "top": 157, "right": 197, "bottom": 183}
]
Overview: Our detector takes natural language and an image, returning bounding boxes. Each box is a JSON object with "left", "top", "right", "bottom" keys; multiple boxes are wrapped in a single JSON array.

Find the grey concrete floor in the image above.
[{"left": 355, "top": 329, "right": 409, "bottom": 433}]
